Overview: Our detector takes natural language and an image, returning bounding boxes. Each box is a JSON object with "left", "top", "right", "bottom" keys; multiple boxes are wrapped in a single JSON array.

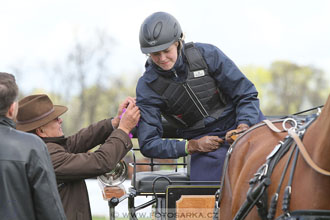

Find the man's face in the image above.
[
  {"left": 150, "top": 42, "right": 178, "bottom": 71},
  {"left": 40, "top": 117, "right": 64, "bottom": 137}
]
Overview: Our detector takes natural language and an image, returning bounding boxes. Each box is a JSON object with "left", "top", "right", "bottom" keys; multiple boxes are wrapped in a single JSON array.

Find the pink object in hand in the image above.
[{"left": 120, "top": 108, "right": 138, "bottom": 139}]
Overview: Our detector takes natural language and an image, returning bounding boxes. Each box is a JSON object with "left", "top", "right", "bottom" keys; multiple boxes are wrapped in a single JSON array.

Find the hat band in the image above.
[{"left": 16, "top": 108, "right": 55, "bottom": 125}]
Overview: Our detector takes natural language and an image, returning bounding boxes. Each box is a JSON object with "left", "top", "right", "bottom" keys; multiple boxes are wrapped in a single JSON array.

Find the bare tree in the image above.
[{"left": 45, "top": 29, "right": 116, "bottom": 134}]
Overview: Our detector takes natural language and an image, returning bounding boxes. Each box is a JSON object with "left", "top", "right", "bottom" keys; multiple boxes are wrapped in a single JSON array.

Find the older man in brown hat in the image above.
[
  {"left": 16, "top": 94, "right": 140, "bottom": 220},
  {"left": 0, "top": 73, "right": 66, "bottom": 220}
]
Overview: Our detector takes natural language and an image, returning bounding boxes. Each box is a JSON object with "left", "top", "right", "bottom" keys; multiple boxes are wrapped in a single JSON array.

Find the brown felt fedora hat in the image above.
[{"left": 16, "top": 94, "right": 68, "bottom": 132}]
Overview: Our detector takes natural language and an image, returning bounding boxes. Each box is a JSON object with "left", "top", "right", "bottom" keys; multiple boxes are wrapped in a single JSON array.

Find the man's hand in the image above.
[
  {"left": 225, "top": 123, "right": 249, "bottom": 144},
  {"left": 187, "top": 136, "right": 224, "bottom": 154},
  {"left": 118, "top": 100, "right": 140, "bottom": 135},
  {"left": 111, "top": 97, "right": 136, "bottom": 129}
]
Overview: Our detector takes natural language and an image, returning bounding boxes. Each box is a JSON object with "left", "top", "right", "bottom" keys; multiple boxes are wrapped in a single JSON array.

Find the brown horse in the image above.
[{"left": 219, "top": 95, "right": 330, "bottom": 220}]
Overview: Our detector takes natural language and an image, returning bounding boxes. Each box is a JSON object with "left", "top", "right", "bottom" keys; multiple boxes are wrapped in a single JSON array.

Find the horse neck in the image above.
[{"left": 304, "top": 97, "right": 330, "bottom": 168}]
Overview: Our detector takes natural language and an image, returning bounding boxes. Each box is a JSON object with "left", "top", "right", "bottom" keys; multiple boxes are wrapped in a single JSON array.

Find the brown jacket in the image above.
[{"left": 43, "top": 119, "right": 132, "bottom": 220}]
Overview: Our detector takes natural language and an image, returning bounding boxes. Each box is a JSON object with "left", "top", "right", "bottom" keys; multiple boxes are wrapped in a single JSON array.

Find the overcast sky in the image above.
[{"left": 1, "top": 0, "right": 329, "bottom": 92}]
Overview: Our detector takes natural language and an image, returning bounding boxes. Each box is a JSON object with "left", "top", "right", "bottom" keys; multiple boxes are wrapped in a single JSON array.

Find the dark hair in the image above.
[
  {"left": 0, "top": 72, "right": 19, "bottom": 116},
  {"left": 28, "top": 129, "right": 38, "bottom": 135}
]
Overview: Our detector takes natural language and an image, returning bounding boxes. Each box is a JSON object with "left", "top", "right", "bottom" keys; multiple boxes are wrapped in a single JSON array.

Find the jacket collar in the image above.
[
  {"left": 0, "top": 116, "right": 16, "bottom": 129},
  {"left": 42, "top": 136, "right": 67, "bottom": 145},
  {"left": 144, "top": 49, "right": 187, "bottom": 83}
]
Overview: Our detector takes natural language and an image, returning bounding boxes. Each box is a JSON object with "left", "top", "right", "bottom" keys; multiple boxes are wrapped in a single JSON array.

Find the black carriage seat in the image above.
[
  {"left": 132, "top": 170, "right": 190, "bottom": 194},
  {"left": 128, "top": 151, "right": 191, "bottom": 220}
]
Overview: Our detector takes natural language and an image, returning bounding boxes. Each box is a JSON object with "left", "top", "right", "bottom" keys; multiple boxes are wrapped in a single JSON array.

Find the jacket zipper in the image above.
[{"left": 183, "top": 83, "right": 209, "bottom": 117}]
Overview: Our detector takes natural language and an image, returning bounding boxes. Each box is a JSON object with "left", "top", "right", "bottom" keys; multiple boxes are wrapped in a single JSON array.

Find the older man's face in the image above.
[{"left": 40, "top": 117, "right": 64, "bottom": 137}]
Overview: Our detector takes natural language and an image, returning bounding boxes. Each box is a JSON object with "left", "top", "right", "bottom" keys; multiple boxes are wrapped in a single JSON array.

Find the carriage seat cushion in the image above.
[{"left": 132, "top": 170, "right": 190, "bottom": 194}]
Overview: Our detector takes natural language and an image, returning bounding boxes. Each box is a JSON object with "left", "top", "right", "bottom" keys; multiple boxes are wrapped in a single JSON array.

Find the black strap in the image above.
[
  {"left": 213, "top": 189, "right": 221, "bottom": 220},
  {"left": 148, "top": 76, "right": 171, "bottom": 95},
  {"left": 276, "top": 209, "right": 330, "bottom": 220},
  {"left": 184, "top": 42, "right": 208, "bottom": 72},
  {"left": 234, "top": 134, "right": 295, "bottom": 220},
  {"left": 234, "top": 178, "right": 271, "bottom": 220},
  {"left": 267, "top": 145, "right": 296, "bottom": 220}
]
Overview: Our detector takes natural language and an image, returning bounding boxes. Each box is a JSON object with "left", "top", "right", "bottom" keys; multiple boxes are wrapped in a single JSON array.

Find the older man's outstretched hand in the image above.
[{"left": 118, "top": 100, "right": 140, "bottom": 135}]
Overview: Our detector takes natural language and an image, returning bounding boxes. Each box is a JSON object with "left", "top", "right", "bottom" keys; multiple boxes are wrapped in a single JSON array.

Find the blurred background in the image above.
[{"left": 1, "top": 0, "right": 329, "bottom": 135}]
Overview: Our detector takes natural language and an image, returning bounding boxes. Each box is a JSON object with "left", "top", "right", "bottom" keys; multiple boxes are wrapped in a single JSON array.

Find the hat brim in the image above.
[
  {"left": 16, "top": 105, "right": 68, "bottom": 132},
  {"left": 141, "top": 39, "right": 177, "bottom": 54}
]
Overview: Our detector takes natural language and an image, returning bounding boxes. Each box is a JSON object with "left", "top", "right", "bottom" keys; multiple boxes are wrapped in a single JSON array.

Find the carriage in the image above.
[
  {"left": 99, "top": 119, "right": 220, "bottom": 220},
  {"left": 99, "top": 95, "right": 330, "bottom": 220}
]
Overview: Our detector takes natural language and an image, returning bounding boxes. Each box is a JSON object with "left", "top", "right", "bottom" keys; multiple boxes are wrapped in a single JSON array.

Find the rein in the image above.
[
  {"left": 264, "top": 114, "right": 330, "bottom": 177},
  {"left": 288, "top": 128, "right": 330, "bottom": 176}
]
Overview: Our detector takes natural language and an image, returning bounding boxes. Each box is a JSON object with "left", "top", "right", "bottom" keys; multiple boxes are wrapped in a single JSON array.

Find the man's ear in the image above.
[
  {"left": 36, "top": 127, "right": 45, "bottom": 137},
  {"left": 6, "top": 102, "right": 17, "bottom": 120}
]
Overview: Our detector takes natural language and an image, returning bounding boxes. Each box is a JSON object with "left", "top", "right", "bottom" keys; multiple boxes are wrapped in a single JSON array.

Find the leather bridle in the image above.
[{"left": 216, "top": 109, "right": 330, "bottom": 220}]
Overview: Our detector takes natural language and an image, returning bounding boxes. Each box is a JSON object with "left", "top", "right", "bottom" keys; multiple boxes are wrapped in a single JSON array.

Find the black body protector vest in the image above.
[{"left": 148, "top": 42, "right": 227, "bottom": 130}]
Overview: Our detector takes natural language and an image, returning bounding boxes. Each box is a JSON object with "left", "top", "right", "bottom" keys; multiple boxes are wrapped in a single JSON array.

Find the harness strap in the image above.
[
  {"left": 267, "top": 145, "right": 296, "bottom": 220},
  {"left": 215, "top": 119, "right": 303, "bottom": 220},
  {"left": 263, "top": 118, "right": 298, "bottom": 133},
  {"left": 215, "top": 119, "right": 290, "bottom": 218},
  {"left": 276, "top": 209, "right": 330, "bottom": 219},
  {"left": 233, "top": 129, "right": 295, "bottom": 220},
  {"left": 218, "top": 113, "right": 326, "bottom": 220},
  {"left": 184, "top": 42, "right": 208, "bottom": 71},
  {"left": 263, "top": 119, "right": 284, "bottom": 133},
  {"left": 234, "top": 178, "right": 271, "bottom": 220},
  {"left": 281, "top": 146, "right": 299, "bottom": 216},
  {"left": 213, "top": 189, "right": 220, "bottom": 220},
  {"left": 289, "top": 129, "right": 330, "bottom": 176}
]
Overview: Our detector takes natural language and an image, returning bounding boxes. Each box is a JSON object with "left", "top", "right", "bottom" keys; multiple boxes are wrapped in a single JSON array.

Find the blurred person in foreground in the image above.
[
  {"left": 0, "top": 72, "right": 66, "bottom": 220},
  {"left": 136, "top": 12, "right": 265, "bottom": 183},
  {"left": 16, "top": 93, "right": 140, "bottom": 220}
]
